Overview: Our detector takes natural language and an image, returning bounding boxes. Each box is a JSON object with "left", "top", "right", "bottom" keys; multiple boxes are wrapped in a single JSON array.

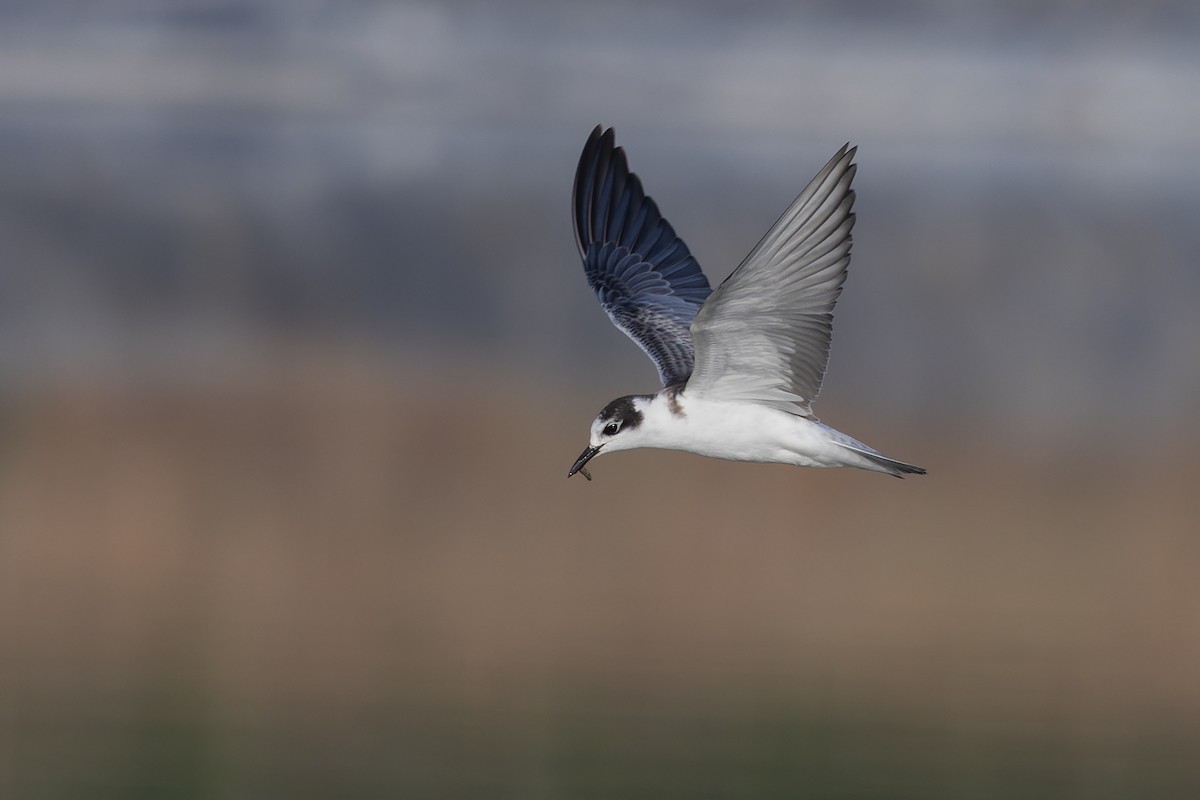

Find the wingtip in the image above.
[
  {"left": 595, "top": 125, "right": 616, "bottom": 153},
  {"left": 586, "top": 123, "right": 606, "bottom": 143},
  {"left": 575, "top": 124, "right": 645, "bottom": 253},
  {"left": 579, "top": 125, "right": 614, "bottom": 166}
]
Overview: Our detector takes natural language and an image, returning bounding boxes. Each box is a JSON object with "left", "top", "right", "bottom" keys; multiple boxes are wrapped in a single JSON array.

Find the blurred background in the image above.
[{"left": 2, "top": 1, "right": 1198, "bottom": 797}]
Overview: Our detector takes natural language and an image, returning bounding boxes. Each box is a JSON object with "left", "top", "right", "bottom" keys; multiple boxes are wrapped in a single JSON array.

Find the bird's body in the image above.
[
  {"left": 567, "top": 126, "right": 925, "bottom": 479},
  {"left": 584, "top": 392, "right": 919, "bottom": 476}
]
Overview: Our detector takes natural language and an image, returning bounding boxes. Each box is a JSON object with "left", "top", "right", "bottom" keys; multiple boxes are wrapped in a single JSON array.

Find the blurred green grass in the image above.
[{"left": 2, "top": 352, "right": 1198, "bottom": 798}]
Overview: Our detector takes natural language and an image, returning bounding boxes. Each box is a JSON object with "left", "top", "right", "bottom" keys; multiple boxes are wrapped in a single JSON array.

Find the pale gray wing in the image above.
[
  {"left": 574, "top": 126, "right": 713, "bottom": 388},
  {"left": 685, "top": 145, "right": 857, "bottom": 415}
]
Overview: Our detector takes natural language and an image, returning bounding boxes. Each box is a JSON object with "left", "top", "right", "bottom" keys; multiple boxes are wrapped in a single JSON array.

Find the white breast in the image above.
[{"left": 635, "top": 392, "right": 844, "bottom": 468}]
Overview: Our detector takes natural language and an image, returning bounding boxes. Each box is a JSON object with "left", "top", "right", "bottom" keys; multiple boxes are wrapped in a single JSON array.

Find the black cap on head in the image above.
[{"left": 598, "top": 395, "right": 644, "bottom": 429}]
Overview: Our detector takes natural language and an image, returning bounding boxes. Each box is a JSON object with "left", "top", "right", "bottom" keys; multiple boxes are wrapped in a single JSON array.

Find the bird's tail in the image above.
[
  {"left": 834, "top": 442, "right": 926, "bottom": 478},
  {"left": 816, "top": 422, "right": 927, "bottom": 478}
]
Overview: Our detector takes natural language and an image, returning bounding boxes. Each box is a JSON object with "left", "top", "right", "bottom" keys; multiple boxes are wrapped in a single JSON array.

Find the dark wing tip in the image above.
[{"left": 573, "top": 125, "right": 627, "bottom": 255}]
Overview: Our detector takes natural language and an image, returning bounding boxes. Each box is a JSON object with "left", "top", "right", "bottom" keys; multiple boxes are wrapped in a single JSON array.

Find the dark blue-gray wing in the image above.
[{"left": 573, "top": 126, "right": 712, "bottom": 387}]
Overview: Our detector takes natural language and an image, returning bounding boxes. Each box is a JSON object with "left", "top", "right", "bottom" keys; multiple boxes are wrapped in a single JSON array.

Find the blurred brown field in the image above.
[{"left": 2, "top": 350, "right": 1197, "bottom": 798}]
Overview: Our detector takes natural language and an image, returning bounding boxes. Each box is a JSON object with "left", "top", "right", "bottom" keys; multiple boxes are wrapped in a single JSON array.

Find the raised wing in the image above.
[
  {"left": 685, "top": 145, "right": 857, "bottom": 416},
  {"left": 573, "top": 126, "right": 712, "bottom": 387}
]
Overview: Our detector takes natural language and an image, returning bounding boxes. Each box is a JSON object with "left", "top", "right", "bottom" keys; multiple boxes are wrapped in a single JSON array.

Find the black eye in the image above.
[{"left": 603, "top": 422, "right": 620, "bottom": 436}]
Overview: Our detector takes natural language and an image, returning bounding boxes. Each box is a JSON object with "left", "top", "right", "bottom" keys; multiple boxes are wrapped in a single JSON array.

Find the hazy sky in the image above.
[{"left": 1, "top": 1, "right": 1197, "bottom": 440}]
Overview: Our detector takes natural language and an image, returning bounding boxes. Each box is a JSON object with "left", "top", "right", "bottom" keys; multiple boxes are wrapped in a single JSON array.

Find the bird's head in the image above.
[{"left": 567, "top": 395, "right": 650, "bottom": 480}]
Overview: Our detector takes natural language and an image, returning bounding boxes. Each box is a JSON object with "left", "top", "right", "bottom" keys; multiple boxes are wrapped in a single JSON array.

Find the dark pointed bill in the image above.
[{"left": 567, "top": 445, "right": 601, "bottom": 480}]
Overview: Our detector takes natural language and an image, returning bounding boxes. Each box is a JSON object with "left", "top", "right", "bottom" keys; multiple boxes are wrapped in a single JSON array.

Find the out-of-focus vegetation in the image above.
[{"left": 3, "top": 355, "right": 1198, "bottom": 798}]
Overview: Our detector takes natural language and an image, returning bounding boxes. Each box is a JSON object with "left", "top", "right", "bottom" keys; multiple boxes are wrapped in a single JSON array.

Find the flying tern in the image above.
[{"left": 568, "top": 126, "right": 925, "bottom": 480}]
